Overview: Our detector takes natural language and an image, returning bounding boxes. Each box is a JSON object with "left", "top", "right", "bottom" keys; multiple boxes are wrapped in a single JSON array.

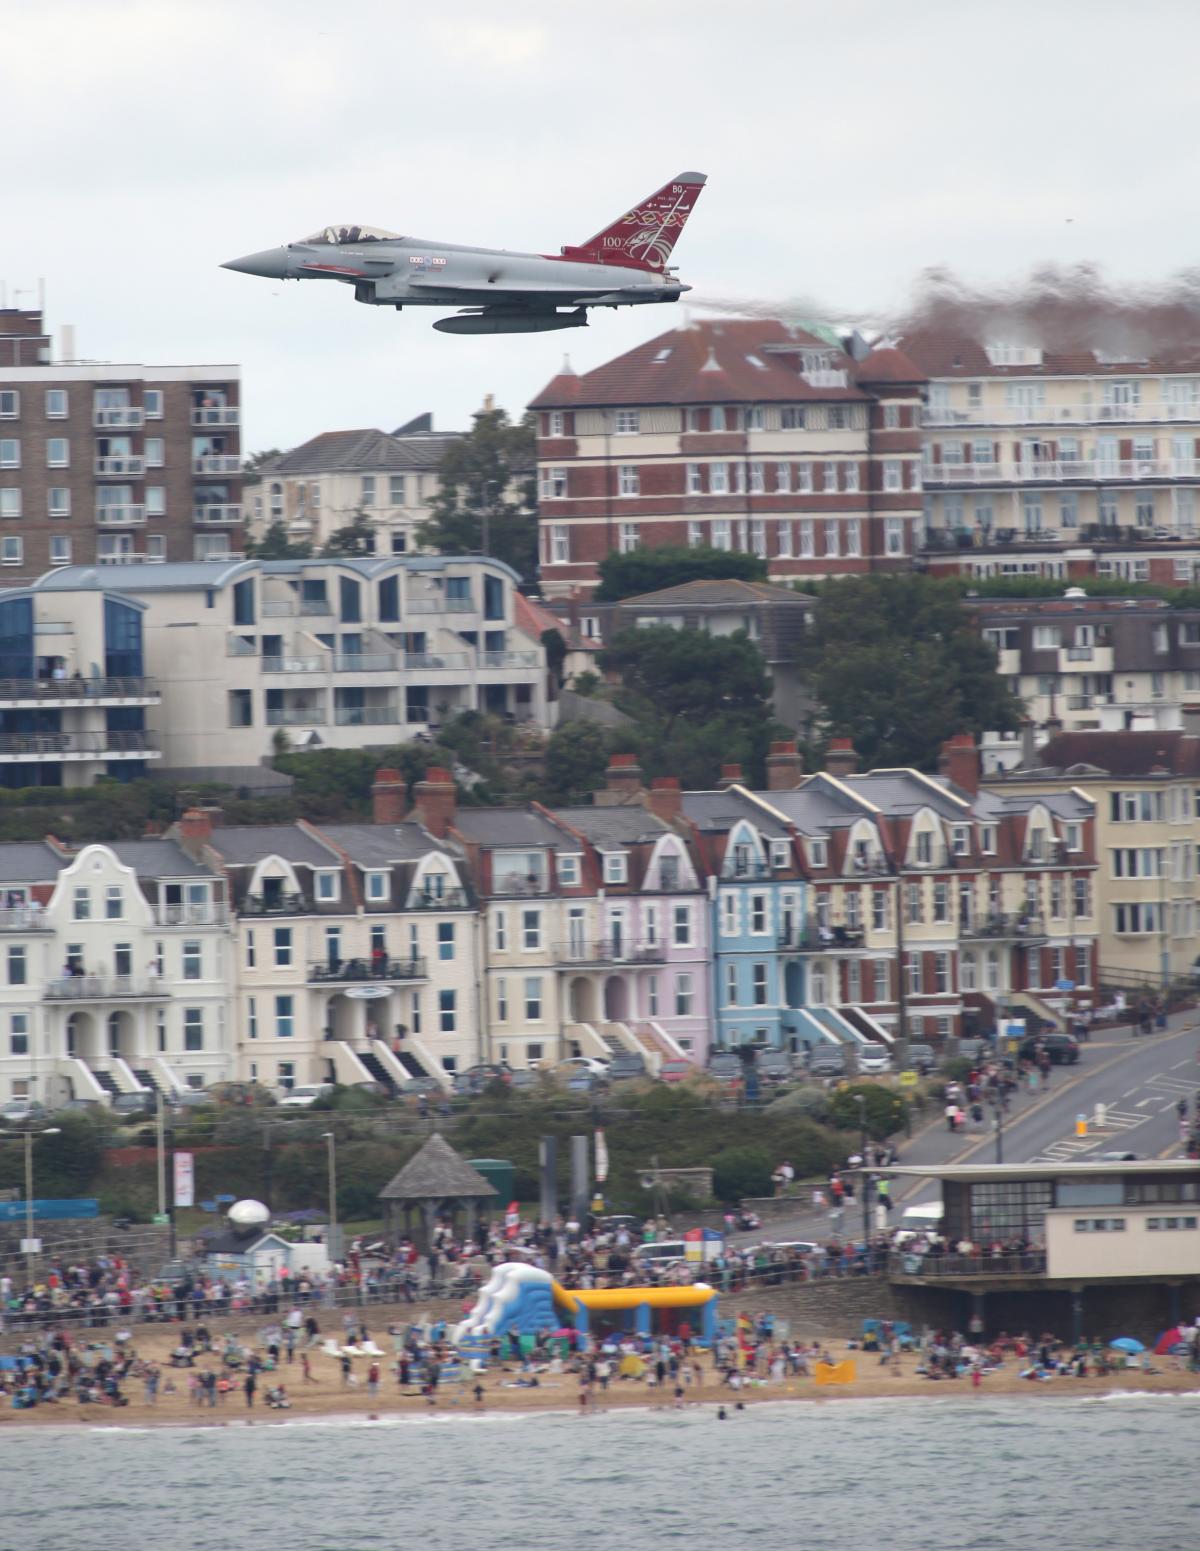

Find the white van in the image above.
[
  {"left": 855, "top": 1042, "right": 893, "bottom": 1076},
  {"left": 631, "top": 1240, "right": 689, "bottom": 1267},
  {"left": 900, "top": 1201, "right": 944, "bottom": 1228}
]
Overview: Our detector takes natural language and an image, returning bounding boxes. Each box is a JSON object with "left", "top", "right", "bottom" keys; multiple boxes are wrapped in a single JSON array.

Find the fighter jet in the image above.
[{"left": 222, "top": 172, "right": 706, "bottom": 334}]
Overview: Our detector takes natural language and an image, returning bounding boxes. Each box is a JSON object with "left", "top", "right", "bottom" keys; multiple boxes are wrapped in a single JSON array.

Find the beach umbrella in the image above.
[
  {"left": 1110, "top": 1336, "right": 1144, "bottom": 1354},
  {"left": 1155, "top": 1327, "right": 1184, "bottom": 1354}
]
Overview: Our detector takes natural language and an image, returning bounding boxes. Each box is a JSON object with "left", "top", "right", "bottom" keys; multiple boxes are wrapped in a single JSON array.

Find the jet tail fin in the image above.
[{"left": 561, "top": 172, "right": 706, "bottom": 271}]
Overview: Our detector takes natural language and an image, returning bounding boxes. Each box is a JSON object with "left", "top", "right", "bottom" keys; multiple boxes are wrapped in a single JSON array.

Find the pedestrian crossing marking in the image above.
[{"left": 1145, "top": 1075, "right": 1196, "bottom": 1097}]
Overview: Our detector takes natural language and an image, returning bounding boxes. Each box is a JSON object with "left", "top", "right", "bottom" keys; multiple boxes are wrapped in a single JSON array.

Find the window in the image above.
[
  {"left": 823, "top": 461, "right": 838, "bottom": 493},
  {"left": 934, "top": 952, "right": 951, "bottom": 994},
  {"left": 275, "top": 995, "right": 294, "bottom": 1038},
  {"left": 674, "top": 973, "right": 694, "bottom": 1016},
  {"left": 48, "top": 487, "right": 70, "bottom": 518},
  {"left": 845, "top": 518, "right": 862, "bottom": 557},
  {"left": 932, "top": 882, "right": 948, "bottom": 923},
  {"left": 365, "top": 871, "right": 388, "bottom": 902},
  {"left": 873, "top": 959, "right": 890, "bottom": 1001},
  {"left": 618, "top": 522, "right": 639, "bottom": 553},
  {"left": 749, "top": 461, "right": 765, "bottom": 494},
  {"left": 1147, "top": 1216, "right": 1199, "bottom": 1230},
  {"left": 808, "top": 839, "right": 827, "bottom": 868},
  {"left": 1074, "top": 877, "right": 1090, "bottom": 917},
  {"left": 557, "top": 855, "right": 580, "bottom": 887},
  {"left": 781, "top": 406, "right": 805, "bottom": 429},
  {"left": 979, "top": 825, "right": 997, "bottom": 855},
  {"left": 1, "top": 536, "right": 23, "bottom": 566},
  {"left": 228, "top": 688, "right": 252, "bottom": 727},
  {"left": 672, "top": 905, "right": 691, "bottom": 946},
  {"left": 46, "top": 437, "right": 69, "bottom": 467},
  {"left": 145, "top": 486, "right": 165, "bottom": 517},
  {"left": 844, "top": 463, "right": 860, "bottom": 493},
  {"left": 72, "top": 887, "right": 90, "bottom": 921},
  {"left": 647, "top": 976, "right": 659, "bottom": 1017},
  {"left": 273, "top": 926, "right": 292, "bottom": 966},
  {"left": 437, "top": 922, "right": 455, "bottom": 961},
  {"left": 549, "top": 524, "right": 570, "bottom": 565},
  {"left": 360, "top": 474, "right": 376, "bottom": 506},
  {"left": 721, "top": 893, "right": 737, "bottom": 936},
  {"left": 885, "top": 518, "right": 904, "bottom": 556},
  {"left": 8, "top": 945, "right": 26, "bottom": 986},
  {"left": 524, "top": 976, "right": 543, "bottom": 1020},
  {"left": 872, "top": 891, "right": 887, "bottom": 931},
  {"left": 315, "top": 870, "right": 340, "bottom": 903},
  {"left": 438, "top": 989, "right": 457, "bottom": 1032},
  {"left": 824, "top": 519, "right": 839, "bottom": 558},
  {"left": 101, "top": 885, "right": 123, "bottom": 921},
  {"left": 771, "top": 839, "right": 790, "bottom": 869},
  {"left": 184, "top": 1008, "right": 204, "bottom": 1051},
  {"left": 618, "top": 465, "right": 639, "bottom": 497},
  {"left": 522, "top": 909, "right": 541, "bottom": 951},
  {"left": 752, "top": 963, "right": 768, "bottom": 1005},
  {"left": 46, "top": 389, "right": 67, "bottom": 418},
  {"left": 615, "top": 410, "right": 640, "bottom": 435},
  {"left": 180, "top": 940, "right": 201, "bottom": 980},
  {"left": 906, "top": 883, "right": 923, "bottom": 925},
  {"left": 143, "top": 389, "right": 163, "bottom": 418},
  {"left": 10, "top": 1013, "right": 28, "bottom": 1056},
  {"left": 750, "top": 894, "right": 768, "bottom": 934},
  {"left": 0, "top": 489, "right": 20, "bottom": 519},
  {"left": 496, "top": 978, "right": 508, "bottom": 1022},
  {"left": 0, "top": 392, "right": 18, "bottom": 419},
  {"left": 1113, "top": 902, "right": 1164, "bottom": 935},
  {"left": 0, "top": 439, "right": 19, "bottom": 469},
  {"left": 883, "top": 404, "right": 901, "bottom": 429},
  {"left": 745, "top": 406, "right": 765, "bottom": 431},
  {"left": 540, "top": 466, "right": 568, "bottom": 500},
  {"left": 883, "top": 460, "right": 902, "bottom": 491},
  {"left": 907, "top": 954, "right": 923, "bottom": 994},
  {"left": 493, "top": 911, "right": 507, "bottom": 952},
  {"left": 709, "top": 462, "right": 729, "bottom": 496},
  {"left": 245, "top": 931, "right": 256, "bottom": 968}
]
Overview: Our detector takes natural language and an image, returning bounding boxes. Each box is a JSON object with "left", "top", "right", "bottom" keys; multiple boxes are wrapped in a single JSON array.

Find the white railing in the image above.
[
  {"left": 405, "top": 599, "right": 443, "bottom": 614},
  {"left": 92, "top": 407, "right": 144, "bottom": 428},
  {"left": 151, "top": 903, "right": 229, "bottom": 927},
  {"left": 925, "top": 458, "right": 1200, "bottom": 486},
  {"left": 190, "top": 406, "right": 239, "bottom": 427},
  {"left": 193, "top": 455, "right": 241, "bottom": 474},
  {"left": 480, "top": 650, "right": 540, "bottom": 668},
  {"left": 94, "top": 456, "right": 145, "bottom": 476},
  {"left": 924, "top": 401, "right": 1200, "bottom": 428},
  {"left": 262, "top": 656, "right": 325, "bottom": 673},
  {"left": 193, "top": 504, "right": 242, "bottom": 523},
  {"left": 95, "top": 506, "right": 146, "bottom": 525},
  {"left": 265, "top": 708, "right": 326, "bottom": 726},
  {"left": 333, "top": 653, "right": 395, "bottom": 672},
  {"left": 403, "top": 652, "right": 470, "bottom": 670},
  {"left": 334, "top": 706, "right": 401, "bottom": 726}
]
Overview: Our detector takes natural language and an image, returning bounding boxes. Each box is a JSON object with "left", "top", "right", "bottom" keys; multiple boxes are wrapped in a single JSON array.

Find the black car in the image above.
[
  {"left": 808, "top": 1050, "right": 847, "bottom": 1078},
  {"left": 607, "top": 1052, "right": 647, "bottom": 1081},
  {"left": 756, "top": 1050, "right": 794, "bottom": 1083},
  {"left": 907, "top": 1043, "right": 937, "bottom": 1076},
  {"left": 1019, "top": 1031, "right": 1080, "bottom": 1065}
]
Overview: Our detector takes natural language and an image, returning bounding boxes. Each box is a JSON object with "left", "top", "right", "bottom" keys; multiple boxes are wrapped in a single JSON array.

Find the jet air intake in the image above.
[{"left": 433, "top": 309, "right": 588, "bottom": 336}]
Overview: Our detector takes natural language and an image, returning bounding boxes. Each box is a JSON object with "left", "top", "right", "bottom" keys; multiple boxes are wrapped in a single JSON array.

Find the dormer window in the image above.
[
  {"left": 770, "top": 839, "right": 790, "bottom": 869},
  {"left": 603, "top": 851, "right": 628, "bottom": 884},
  {"left": 315, "top": 870, "right": 340, "bottom": 903},
  {"left": 915, "top": 831, "right": 933, "bottom": 865},
  {"left": 614, "top": 410, "right": 640, "bottom": 435},
  {"left": 365, "top": 871, "right": 388, "bottom": 902},
  {"left": 1027, "top": 830, "right": 1045, "bottom": 862},
  {"left": 951, "top": 826, "right": 970, "bottom": 857},
  {"left": 808, "top": 839, "right": 828, "bottom": 868},
  {"left": 557, "top": 855, "right": 580, "bottom": 887},
  {"left": 1065, "top": 822, "right": 1082, "bottom": 851}
]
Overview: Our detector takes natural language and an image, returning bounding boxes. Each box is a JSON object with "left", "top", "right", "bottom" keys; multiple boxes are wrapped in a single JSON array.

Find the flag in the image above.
[{"left": 594, "top": 1129, "right": 609, "bottom": 1184}]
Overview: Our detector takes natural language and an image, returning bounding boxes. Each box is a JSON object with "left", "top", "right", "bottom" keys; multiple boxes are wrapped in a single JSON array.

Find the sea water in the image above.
[{"left": 5, "top": 1396, "right": 1200, "bottom": 1550}]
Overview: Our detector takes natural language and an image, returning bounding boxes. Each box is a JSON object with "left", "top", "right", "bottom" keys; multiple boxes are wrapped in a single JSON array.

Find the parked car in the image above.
[
  {"left": 907, "top": 1043, "right": 937, "bottom": 1076},
  {"left": 59, "top": 1098, "right": 103, "bottom": 1115},
  {"left": 0, "top": 1099, "right": 49, "bottom": 1127},
  {"left": 607, "top": 1052, "right": 647, "bottom": 1081},
  {"left": 555, "top": 1056, "right": 611, "bottom": 1077},
  {"left": 808, "top": 1049, "right": 847, "bottom": 1078},
  {"left": 658, "top": 1059, "right": 696, "bottom": 1084},
  {"left": 707, "top": 1052, "right": 744, "bottom": 1085},
  {"left": 111, "top": 1093, "right": 155, "bottom": 1119},
  {"left": 277, "top": 1083, "right": 334, "bottom": 1109},
  {"left": 631, "top": 1240, "right": 689, "bottom": 1267},
  {"left": 566, "top": 1071, "right": 606, "bottom": 1093},
  {"left": 1019, "top": 1031, "right": 1080, "bottom": 1066},
  {"left": 172, "top": 1090, "right": 215, "bottom": 1110},
  {"left": 957, "top": 1037, "right": 990, "bottom": 1063},
  {"left": 401, "top": 1076, "right": 443, "bottom": 1096},
  {"left": 756, "top": 1050, "right": 794, "bottom": 1083},
  {"left": 507, "top": 1069, "right": 539, "bottom": 1091},
  {"left": 854, "top": 1042, "right": 893, "bottom": 1077}
]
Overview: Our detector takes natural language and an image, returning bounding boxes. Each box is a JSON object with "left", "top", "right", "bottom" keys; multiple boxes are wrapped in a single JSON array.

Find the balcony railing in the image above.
[
  {"left": 190, "top": 406, "right": 239, "bottom": 427},
  {"left": 241, "top": 891, "right": 311, "bottom": 915},
  {"left": 332, "top": 653, "right": 395, "bottom": 673},
  {"left": 95, "top": 455, "right": 145, "bottom": 477},
  {"left": 0, "top": 906, "right": 51, "bottom": 932},
  {"left": 960, "top": 913, "right": 1046, "bottom": 940},
  {"left": 722, "top": 860, "right": 771, "bottom": 880},
  {"left": 193, "top": 455, "right": 241, "bottom": 475},
  {"left": 151, "top": 903, "right": 229, "bottom": 927},
  {"left": 0, "top": 676, "right": 158, "bottom": 703},
  {"left": 924, "top": 457, "right": 1199, "bottom": 486},
  {"left": 266, "top": 708, "right": 326, "bottom": 726},
  {"left": 93, "top": 407, "right": 144, "bottom": 428},
  {"left": 334, "top": 705, "right": 400, "bottom": 726},
  {"left": 480, "top": 651, "right": 539, "bottom": 669},
  {"left": 194, "top": 505, "right": 242, "bottom": 524},
  {"left": 307, "top": 957, "right": 426, "bottom": 985},
  {"left": 923, "top": 400, "right": 1200, "bottom": 428},
  {"left": 889, "top": 1250, "right": 1047, "bottom": 1279},
  {"left": 405, "top": 887, "right": 470, "bottom": 910},
  {"left": 404, "top": 652, "right": 470, "bottom": 671},
  {"left": 405, "top": 599, "right": 443, "bottom": 614},
  {"left": 445, "top": 597, "right": 476, "bottom": 612},
  {"left": 262, "top": 656, "right": 325, "bottom": 674},
  {"left": 45, "top": 975, "right": 169, "bottom": 1001},
  {"left": 555, "top": 939, "right": 666, "bottom": 965},
  {"left": 492, "top": 875, "right": 550, "bottom": 896},
  {"left": 261, "top": 598, "right": 333, "bottom": 618},
  {"left": 95, "top": 506, "right": 146, "bottom": 526},
  {"left": 0, "top": 729, "right": 155, "bottom": 757},
  {"left": 778, "top": 927, "right": 867, "bottom": 952}
]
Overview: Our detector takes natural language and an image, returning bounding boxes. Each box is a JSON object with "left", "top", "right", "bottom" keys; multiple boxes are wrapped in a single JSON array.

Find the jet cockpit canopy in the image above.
[{"left": 300, "top": 225, "right": 402, "bottom": 246}]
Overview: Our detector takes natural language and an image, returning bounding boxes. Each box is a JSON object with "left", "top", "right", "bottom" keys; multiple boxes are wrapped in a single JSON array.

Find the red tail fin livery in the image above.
[{"left": 561, "top": 171, "right": 707, "bottom": 270}]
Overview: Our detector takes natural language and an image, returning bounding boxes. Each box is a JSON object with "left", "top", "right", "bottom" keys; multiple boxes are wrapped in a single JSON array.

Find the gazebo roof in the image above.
[{"left": 379, "top": 1133, "right": 498, "bottom": 1201}]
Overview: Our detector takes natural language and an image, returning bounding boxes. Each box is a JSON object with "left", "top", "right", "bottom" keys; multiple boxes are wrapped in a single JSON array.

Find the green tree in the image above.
[
  {"left": 321, "top": 507, "right": 377, "bottom": 557},
  {"left": 244, "top": 521, "right": 312, "bottom": 559},
  {"left": 242, "top": 448, "right": 285, "bottom": 479},
  {"left": 798, "top": 575, "right": 1023, "bottom": 770},
  {"left": 417, "top": 406, "right": 538, "bottom": 579},
  {"left": 600, "top": 625, "right": 782, "bottom": 787},
  {"left": 828, "top": 1083, "right": 908, "bottom": 1140},
  {"left": 593, "top": 544, "right": 767, "bottom": 603},
  {"left": 544, "top": 720, "right": 610, "bottom": 803},
  {"left": 711, "top": 1146, "right": 773, "bottom": 1201}
]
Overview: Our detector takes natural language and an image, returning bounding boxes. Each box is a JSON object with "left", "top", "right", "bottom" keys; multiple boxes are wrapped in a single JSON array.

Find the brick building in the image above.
[
  {"left": 529, "top": 320, "right": 925, "bottom": 599},
  {"left": 0, "top": 309, "right": 242, "bottom": 577}
]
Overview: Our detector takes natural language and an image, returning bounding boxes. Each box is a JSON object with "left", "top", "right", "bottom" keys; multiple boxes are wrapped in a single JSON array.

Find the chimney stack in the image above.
[
  {"left": 177, "top": 808, "right": 215, "bottom": 855},
  {"left": 414, "top": 767, "right": 457, "bottom": 838},
  {"left": 371, "top": 768, "right": 407, "bottom": 826},
  {"left": 717, "top": 763, "right": 744, "bottom": 789},
  {"left": 766, "top": 739, "right": 804, "bottom": 790},
  {"left": 824, "top": 738, "right": 859, "bottom": 779},
  {"left": 596, "top": 752, "right": 643, "bottom": 806},
  {"left": 1019, "top": 717, "right": 1038, "bottom": 767},
  {"left": 937, "top": 733, "right": 980, "bottom": 795},
  {"left": 646, "top": 776, "right": 682, "bottom": 823}
]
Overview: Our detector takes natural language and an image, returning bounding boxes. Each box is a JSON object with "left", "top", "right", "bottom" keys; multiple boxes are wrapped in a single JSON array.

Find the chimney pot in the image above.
[
  {"left": 824, "top": 739, "right": 860, "bottom": 778},
  {"left": 717, "top": 763, "right": 744, "bottom": 790}
]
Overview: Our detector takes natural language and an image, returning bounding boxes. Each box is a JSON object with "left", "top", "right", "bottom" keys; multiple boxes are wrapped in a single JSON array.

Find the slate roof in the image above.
[
  {"left": 208, "top": 825, "right": 338, "bottom": 866},
  {"left": 550, "top": 806, "right": 671, "bottom": 846},
  {"left": 0, "top": 842, "right": 63, "bottom": 884},
  {"left": 1017, "top": 731, "right": 1200, "bottom": 778},
  {"left": 618, "top": 578, "right": 812, "bottom": 609},
  {"left": 452, "top": 809, "right": 574, "bottom": 852},
  {"left": 109, "top": 840, "right": 219, "bottom": 879},
  {"left": 379, "top": 1134, "right": 497, "bottom": 1201},
  {"left": 267, "top": 426, "right": 459, "bottom": 476},
  {"left": 318, "top": 822, "right": 448, "bottom": 868}
]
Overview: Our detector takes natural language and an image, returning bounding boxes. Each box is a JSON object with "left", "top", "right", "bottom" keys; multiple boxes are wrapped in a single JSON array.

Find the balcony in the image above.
[
  {"left": 193, "top": 455, "right": 241, "bottom": 475},
  {"left": 446, "top": 597, "right": 476, "bottom": 613},
  {"left": 151, "top": 903, "right": 229, "bottom": 927},
  {"left": 492, "top": 875, "right": 550, "bottom": 897},
  {"left": 45, "top": 975, "right": 169, "bottom": 1001},
  {"left": 241, "top": 891, "right": 310, "bottom": 916},
  {"left": 960, "top": 912, "right": 1046, "bottom": 942},
  {"left": 555, "top": 939, "right": 665, "bottom": 965},
  {"left": 93, "top": 407, "right": 144, "bottom": 429},
  {"left": 334, "top": 705, "right": 400, "bottom": 726},
  {"left": 95, "top": 455, "right": 145, "bottom": 477},
  {"left": 262, "top": 656, "right": 325, "bottom": 674},
  {"left": 0, "top": 676, "right": 158, "bottom": 707},
  {"left": 0, "top": 906, "right": 51, "bottom": 932},
  {"left": 722, "top": 860, "right": 771, "bottom": 880},
  {"left": 307, "top": 957, "right": 426, "bottom": 985},
  {"left": 332, "top": 653, "right": 395, "bottom": 673},
  {"left": 923, "top": 400, "right": 1200, "bottom": 428},
  {"left": 0, "top": 729, "right": 156, "bottom": 760},
  {"left": 96, "top": 506, "right": 146, "bottom": 526},
  {"left": 194, "top": 505, "right": 242, "bottom": 524},
  {"left": 889, "top": 1250, "right": 1047, "bottom": 1281},
  {"left": 405, "top": 887, "right": 470, "bottom": 910},
  {"left": 480, "top": 651, "right": 539, "bottom": 669},
  {"left": 924, "top": 457, "right": 1198, "bottom": 487},
  {"left": 405, "top": 599, "right": 444, "bottom": 614},
  {"left": 261, "top": 598, "right": 333, "bottom": 618},
  {"left": 403, "top": 652, "right": 469, "bottom": 671},
  {"left": 190, "top": 405, "right": 239, "bottom": 427},
  {"left": 778, "top": 927, "right": 868, "bottom": 953},
  {"left": 266, "top": 708, "right": 326, "bottom": 727}
]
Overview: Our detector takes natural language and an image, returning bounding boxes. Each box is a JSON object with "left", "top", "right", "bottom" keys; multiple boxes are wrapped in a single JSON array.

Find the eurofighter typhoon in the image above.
[{"left": 222, "top": 172, "right": 706, "bottom": 334}]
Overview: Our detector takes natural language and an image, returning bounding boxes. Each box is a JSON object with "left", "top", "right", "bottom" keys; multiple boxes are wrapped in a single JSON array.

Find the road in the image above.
[{"left": 728, "top": 1018, "right": 1200, "bottom": 1242}]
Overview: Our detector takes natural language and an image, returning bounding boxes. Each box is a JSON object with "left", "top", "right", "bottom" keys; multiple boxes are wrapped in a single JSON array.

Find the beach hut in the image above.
[{"left": 379, "top": 1133, "right": 498, "bottom": 1244}]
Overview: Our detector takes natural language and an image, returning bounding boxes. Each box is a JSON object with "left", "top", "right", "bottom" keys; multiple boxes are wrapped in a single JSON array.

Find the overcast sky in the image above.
[{"left": 7, "top": 0, "right": 1200, "bottom": 451}]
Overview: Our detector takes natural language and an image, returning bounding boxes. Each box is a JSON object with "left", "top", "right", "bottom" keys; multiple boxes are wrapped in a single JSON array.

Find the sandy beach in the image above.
[{"left": 3, "top": 1303, "right": 1198, "bottom": 1427}]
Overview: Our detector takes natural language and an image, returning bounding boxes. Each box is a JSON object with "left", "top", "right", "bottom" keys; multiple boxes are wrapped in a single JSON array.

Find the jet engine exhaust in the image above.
[{"left": 433, "top": 309, "right": 589, "bottom": 335}]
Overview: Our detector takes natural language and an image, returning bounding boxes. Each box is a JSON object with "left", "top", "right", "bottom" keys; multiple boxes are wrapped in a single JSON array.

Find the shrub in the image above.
[{"left": 711, "top": 1146, "right": 773, "bottom": 1202}]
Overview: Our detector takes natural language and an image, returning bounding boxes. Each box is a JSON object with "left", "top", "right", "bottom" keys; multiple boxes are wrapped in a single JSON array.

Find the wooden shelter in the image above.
[{"left": 380, "top": 1132, "right": 499, "bottom": 1243}]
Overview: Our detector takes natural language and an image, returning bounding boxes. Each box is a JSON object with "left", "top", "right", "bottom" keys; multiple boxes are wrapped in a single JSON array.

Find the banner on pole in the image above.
[
  {"left": 594, "top": 1129, "right": 609, "bottom": 1184},
  {"left": 173, "top": 1152, "right": 195, "bottom": 1208}
]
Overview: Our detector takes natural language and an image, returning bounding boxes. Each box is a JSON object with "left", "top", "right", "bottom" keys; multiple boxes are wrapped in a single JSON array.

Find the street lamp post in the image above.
[
  {"left": 991, "top": 1095, "right": 1005, "bottom": 1164},
  {"left": 322, "top": 1131, "right": 338, "bottom": 1258},
  {"left": 23, "top": 1127, "right": 61, "bottom": 1275},
  {"left": 854, "top": 1094, "right": 871, "bottom": 1248}
]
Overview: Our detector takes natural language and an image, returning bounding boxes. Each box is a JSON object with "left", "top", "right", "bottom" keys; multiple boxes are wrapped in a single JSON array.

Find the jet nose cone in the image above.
[{"left": 222, "top": 247, "right": 289, "bottom": 279}]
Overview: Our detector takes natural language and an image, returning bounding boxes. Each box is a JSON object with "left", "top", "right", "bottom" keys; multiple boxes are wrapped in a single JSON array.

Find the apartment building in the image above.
[
  {"left": 0, "top": 308, "right": 242, "bottom": 577},
  {"left": 907, "top": 322, "right": 1200, "bottom": 588},
  {"left": 530, "top": 320, "right": 925, "bottom": 599},
  {"left": 244, "top": 414, "right": 460, "bottom": 554},
  {"left": 0, "top": 837, "right": 233, "bottom": 1108},
  {"left": 987, "top": 730, "right": 1200, "bottom": 985},
  {"left": 6, "top": 553, "right": 549, "bottom": 777}
]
